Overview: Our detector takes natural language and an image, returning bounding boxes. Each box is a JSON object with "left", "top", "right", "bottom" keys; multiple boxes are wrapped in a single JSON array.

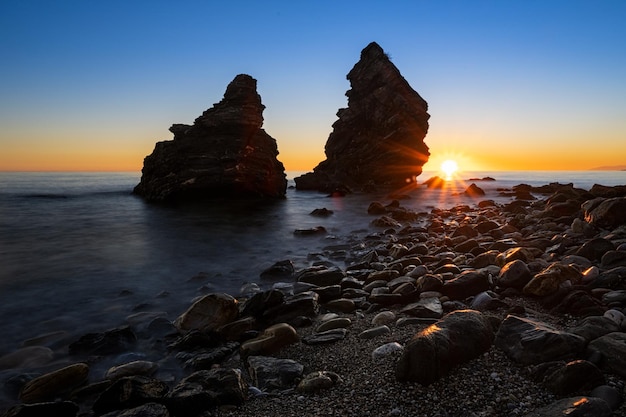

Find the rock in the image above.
[
  {"left": 371, "top": 342, "right": 404, "bottom": 360},
  {"left": 441, "top": 270, "right": 491, "bottom": 300},
  {"left": 396, "top": 310, "right": 494, "bottom": 384},
  {"left": 583, "top": 197, "right": 626, "bottom": 229},
  {"left": 601, "top": 250, "right": 626, "bottom": 269},
  {"left": 19, "top": 363, "right": 89, "bottom": 403},
  {"left": 100, "top": 403, "right": 170, "bottom": 417},
  {"left": 371, "top": 311, "right": 396, "bottom": 326},
  {"left": 0, "top": 346, "right": 54, "bottom": 370},
  {"left": 323, "top": 298, "right": 356, "bottom": 314},
  {"left": 183, "top": 342, "right": 240, "bottom": 371},
  {"left": 575, "top": 238, "right": 615, "bottom": 262},
  {"left": 260, "top": 260, "right": 295, "bottom": 279},
  {"left": 247, "top": 356, "right": 304, "bottom": 391},
  {"left": 240, "top": 289, "right": 284, "bottom": 319},
  {"left": 495, "top": 315, "right": 586, "bottom": 365},
  {"left": 93, "top": 376, "right": 169, "bottom": 415},
  {"left": 134, "top": 74, "right": 286, "bottom": 201},
  {"left": 68, "top": 326, "right": 136, "bottom": 356},
  {"left": 294, "top": 42, "right": 429, "bottom": 193},
  {"left": 542, "top": 360, "right": 605, "bottom": 396},
  {"left": 569, "top": 316, "right": 620, "bottom": 342},
  {"left": 1, "top": 401, "right": 79, "bottom": 417},
  {"left": 604, "top": 308, "right": 626, "bottom": 326},
  {"left": 464, "top": 183, "right": 485, "bottom": 197},
  {"left": 105, "top": 361, "right": 158, "bottom": 380},
  {"left": 165, "top": 368, "right": 247, "bottom": 415},
  {"left": 218, "top": 317, "right": 257, "bottom": 341},
  {"left": 174, "top": 293, "right": 239, "bottom": 333},
  {"left": 497, "top": 259, "right": 532, "bottom": 288},
  {"left": 297, "top": 267, "right": 346, "bottom": 287},
  {"left": 240, "top": 323, "right": 299, "bottom": 357},
  {"left": 400, "top": 297, "right": 443, "bottom": 319},
  {"left": 587, "top": 332, "right": 626, "bottom": 378},
  {"left": 522, "top": 396, "right": 612, "bottom": 417},
  {"left": 590, "top": 385, "right": 624, "bottom": 411},
  {"left": 302, "top": 328, "right": 348, "bottom": 345},
  {"left": 315, "top": 317, "right": 351, "bottom": 333},
  {"left": 523, "top": 263, "right": 582, "bottom": 297},
  {"left": 358, "top": 325, "right": 391, "bottom": 339},
  {"left": 297, "top": 371, "right": 342, "bottom": 393},
  {"left": 263, "top": 291, "right": 320, "bottom": 323}
]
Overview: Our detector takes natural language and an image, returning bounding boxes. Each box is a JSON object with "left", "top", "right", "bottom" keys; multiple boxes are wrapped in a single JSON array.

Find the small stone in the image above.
[{"left": 358, "top": 325, "right": 391, "bottom": 339}]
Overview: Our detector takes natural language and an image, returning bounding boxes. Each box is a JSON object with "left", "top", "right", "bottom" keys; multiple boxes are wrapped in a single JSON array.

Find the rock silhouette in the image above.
[
  {"left": 295, "top": 42, "right": 430, "bottom": 193},
  {"left": 134, "top": 74, "right": 286, "bottom": 201}
]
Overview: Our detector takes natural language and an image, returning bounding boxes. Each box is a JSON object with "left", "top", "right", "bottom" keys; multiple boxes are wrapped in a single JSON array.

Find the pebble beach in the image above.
[{"left": 2, "top": 180, "right": 626, "bottom": 417}]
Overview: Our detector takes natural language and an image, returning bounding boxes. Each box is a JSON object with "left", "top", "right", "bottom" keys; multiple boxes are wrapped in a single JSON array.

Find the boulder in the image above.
[
  {"left": 134, "top": 74, "right": 286, "bottom": 201},
  {"left": 523, "top": 263, "right": 582, "bottom": 297},
  {"left": 1, "top": 401, "right": 79, "bottom": 417},
  {"left": 583, "top": 197, "right": 626, "bottom": 229},
  {"left": 495, "top": 315, "right": 585, "bottom": 365},
  {"left": 396, "top": 310, "right": 494, "bottom": 384},
  {"left": 174, "top": 293, "right": 239, "bottom": 333},
  {"left": 542, "top": 360, "right": 605, "bottom": 396},
  {"left": 569, "top": 316, "right": 620, "bottom": 342},
  {"left": 240, "top": 323, "right": 299, "bottom": 357},
  {"left": 294, "top": 42, "right": 430, "bottom": 193},
  {"left": 246, "top": 356, "right": 304, "bottom": 391},
  {"left": 69, "top": 326, "right": 136, "bottom": 356},
  {"left": 165, "top": 368, "right": 247, "bottom": 415},
  {"left": 93, "top": 376, "right": 169, "bottom": 415},
  {"left": 441, "top": 270, "right": 491, "bottom": 300},
  {"left": 19, "top": 363, "right": 89, "bottom": 403},
  {"left": 587, "top": 332, "right": 626, "bottom": 378},
  {"left": 497, "top": 259, "right": 532, "bottom": 288}
]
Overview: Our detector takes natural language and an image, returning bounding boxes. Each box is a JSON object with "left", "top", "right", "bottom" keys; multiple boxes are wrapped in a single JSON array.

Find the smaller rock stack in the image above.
[{"left": 134, "top": 74, "right": 287, "bottom": 202}]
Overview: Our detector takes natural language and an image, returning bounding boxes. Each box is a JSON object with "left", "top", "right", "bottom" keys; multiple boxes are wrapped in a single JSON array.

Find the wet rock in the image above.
[
  {"left": 590, "top": 385, "right": 623, "bottom": 411},
  {"left": 134, "top": 74, "right": 286, "bottom": 201},
  {"left": 165, "top": 368, "right": 247, "bottom": 415},
  {"left": 396, "top": 310, "right": 494, "bottom": 384},
  {"left": 240, "top": 323, "right": 299, "bottom": 357},
  {"left": 464, "top": 183, "right": 485, "bottom": 197},
  {"left": 174, "top": 293, "right": 239, "bottom": 333},
  {"left": 297, "top": 267, "right": 346, "bottom": 287},
  {"left": 105, "top": 361, "right": 158, "bottom": 380},
  {"left": 495, "top": 315, "right": 585, "bottom": 365},
  {"left": 294, "top": 42, "right": 429, "bottom": 192},
  {"left": 69, "top": 326, "right": 136, "bottom": 356},
  {"left": 263, "top": 291, "right": 320, "bottom": 323},
  {"left": 587, "top": 332, "right": 626, "bottom": 378},
  {"left": 0, "top": 347, "right": 54, "bottom": 370},
  {"left": 19, "top": 363, "right": 89, "bottom": 403},
  {"left": 183, "top": 342, "right": 240, "bottom": 371},
  {"left": 592, "top": 266, "right": 626, "bottom": 289},
  {"left": 240, "top": 289, "right": 284, "bottom": 319},
  {"left": 247, "top": 356, "right": 304, "bottom": 391},
  {"left": 260, "top": 260, "right": 295, "bottom": 279},
  {"left": 93, "top": 376, "right": 169, "bottom": 415}
]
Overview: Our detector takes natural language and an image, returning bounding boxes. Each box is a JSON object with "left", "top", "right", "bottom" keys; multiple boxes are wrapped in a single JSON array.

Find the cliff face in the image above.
[
  {"left": 134, "top": 74, "right": 287, "bottom": 201},
  {"left": 295, "top": 42, "right": 430, "bottom": 193}
]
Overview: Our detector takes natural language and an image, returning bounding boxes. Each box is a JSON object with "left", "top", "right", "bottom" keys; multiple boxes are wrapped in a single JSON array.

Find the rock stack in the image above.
[
  {"left": 295, "top": 42, "right": 430, "bottom": 193},
  {"left": 134, "top": 74, "right": 287, "bottom": 202}
]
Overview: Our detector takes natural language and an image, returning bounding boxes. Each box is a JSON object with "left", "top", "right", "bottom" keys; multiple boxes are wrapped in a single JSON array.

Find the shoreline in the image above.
[{"left": 2, "top": 181, "right": 626, "bottom": 416}]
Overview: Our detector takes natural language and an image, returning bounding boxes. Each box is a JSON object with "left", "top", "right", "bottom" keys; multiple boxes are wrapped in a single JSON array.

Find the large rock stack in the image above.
[
  {"left": 134, "top": 74, "right": 287, "bottom": 202},
  {"left": 295, "top": 42, "right": 430, "bottom": 193}
]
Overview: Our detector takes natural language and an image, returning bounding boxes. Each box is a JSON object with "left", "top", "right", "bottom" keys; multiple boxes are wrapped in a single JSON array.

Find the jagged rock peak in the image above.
[
  {"left": 134, "top": 74, "right": 287, "bottom": 202},
  {"left": 294, "top": 42, "right": 430, "bottom": 193}
]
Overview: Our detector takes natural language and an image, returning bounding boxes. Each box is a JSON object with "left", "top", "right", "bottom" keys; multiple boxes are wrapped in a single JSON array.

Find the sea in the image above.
[{"left": 1, "top": 170, "right": 625, "bottom": 360}]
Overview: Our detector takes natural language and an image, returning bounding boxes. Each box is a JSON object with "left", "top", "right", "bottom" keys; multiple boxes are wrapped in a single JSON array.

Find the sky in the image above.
[{"left": 1, "top": 0, "right": 625, "bottom": 173}]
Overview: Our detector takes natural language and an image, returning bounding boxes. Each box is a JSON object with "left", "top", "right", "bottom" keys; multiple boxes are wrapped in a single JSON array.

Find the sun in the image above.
[{"left": 441, "top": 159, "right": 459, "bottom": 180}]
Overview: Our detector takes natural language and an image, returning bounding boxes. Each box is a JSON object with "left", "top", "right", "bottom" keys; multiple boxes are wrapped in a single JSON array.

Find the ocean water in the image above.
[{"left": 0, "top": 170, "right": 625, "bottom": 359}]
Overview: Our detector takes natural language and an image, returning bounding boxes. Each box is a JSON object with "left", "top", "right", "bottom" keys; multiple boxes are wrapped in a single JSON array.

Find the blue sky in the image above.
[{"left": 1, "top": 1, "right": 625, "bottom": 171}]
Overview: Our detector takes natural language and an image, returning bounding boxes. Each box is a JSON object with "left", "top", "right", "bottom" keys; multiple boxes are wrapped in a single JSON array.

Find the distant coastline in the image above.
[{"left": 588, "top": 165, "right": 626, "bottom": 171}]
